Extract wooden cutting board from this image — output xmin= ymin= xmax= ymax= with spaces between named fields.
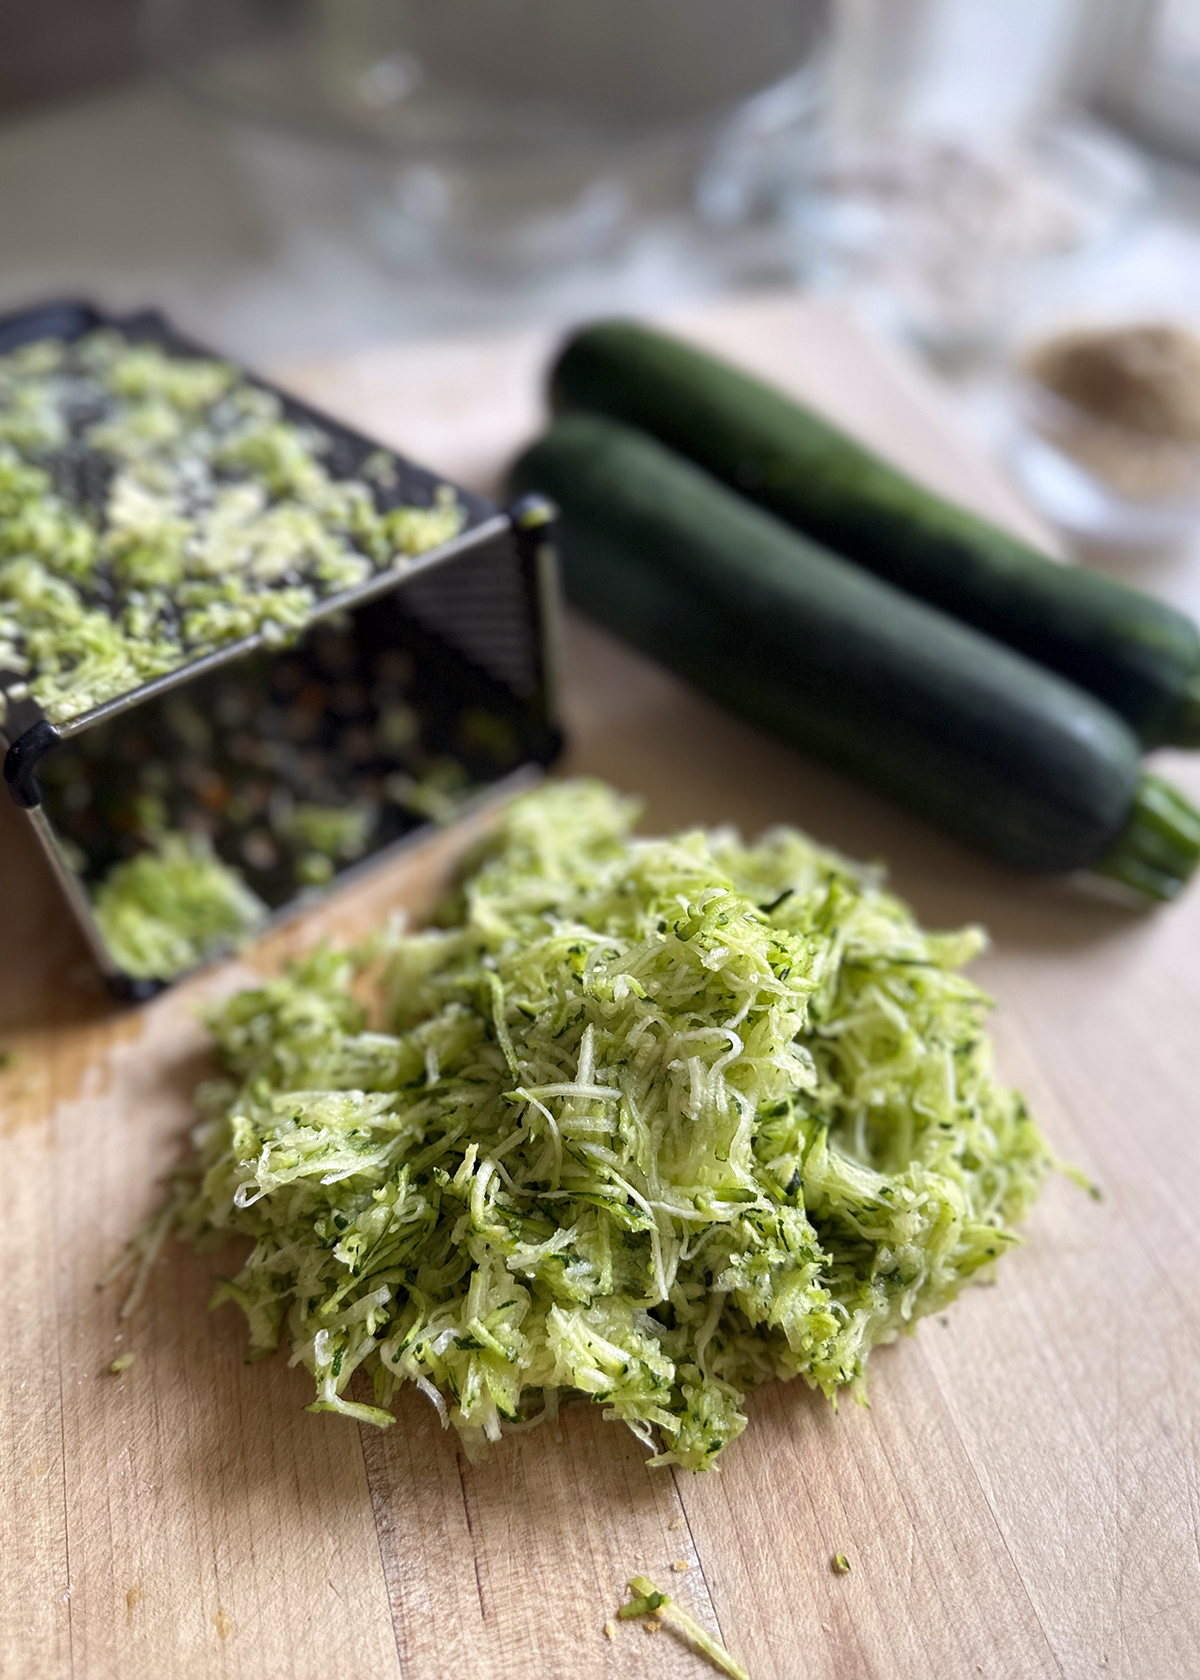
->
xmin=4 ymin=295 xmax=1200 ymax=1680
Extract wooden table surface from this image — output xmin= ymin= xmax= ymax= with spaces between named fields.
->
xmin=4 ymin=296 xmax=1200 ymax=1680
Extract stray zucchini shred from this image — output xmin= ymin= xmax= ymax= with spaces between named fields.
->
xmin=620 ymin=1576 xmax=750 ymax=1680
xmin=157 ymin=780 xmax=1052 ymax=1471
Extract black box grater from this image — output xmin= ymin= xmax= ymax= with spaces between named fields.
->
xmin=0 ymin=300 xmax=563 ymax=998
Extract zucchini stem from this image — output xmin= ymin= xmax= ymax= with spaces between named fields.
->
xmin=1093 ymin=773 xmax=1200 ymax=902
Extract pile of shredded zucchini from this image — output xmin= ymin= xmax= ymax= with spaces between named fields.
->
xmin=172 ymin=780 xmax=1051 ymax=1470
xmin=92 ymin=831 xmax=268 ymax=980
xmin=0 ymin=332 xmax=464 ymax=724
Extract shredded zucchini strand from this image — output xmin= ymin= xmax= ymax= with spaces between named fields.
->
xmin=620 ymin=1576 xmax=751 ymax=1680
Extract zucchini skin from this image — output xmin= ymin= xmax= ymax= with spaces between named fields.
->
xmin=551 ymin=320 xmax=1200 ymax=748
xmin=511 ymin=413 xmax=1144 ymax=874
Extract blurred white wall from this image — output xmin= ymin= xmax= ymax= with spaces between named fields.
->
xmin=833 ymin=0 xmax=1088 ymax=143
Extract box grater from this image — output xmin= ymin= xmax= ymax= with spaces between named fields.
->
xmin=0 ymin=300 xmax=563 ymax=998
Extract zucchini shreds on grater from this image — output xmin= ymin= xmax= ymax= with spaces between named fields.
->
xmin=0 ymin=330 xmax=464 ymax=727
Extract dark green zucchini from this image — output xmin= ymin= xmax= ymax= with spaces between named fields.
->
xmin=511 ymin=412 xmax=1200 ymax=898
xmin=550 ymin=320 xmax=1200 ymax=750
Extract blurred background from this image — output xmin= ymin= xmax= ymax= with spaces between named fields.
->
xmin=5 ymin=0 xmax=1200 ymax=557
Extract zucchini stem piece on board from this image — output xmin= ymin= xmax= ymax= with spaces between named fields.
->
xmin=551 ymin=319 xmax=1200 ymax=749
xmin=511 ymin=413 xmax=1200 ymax=899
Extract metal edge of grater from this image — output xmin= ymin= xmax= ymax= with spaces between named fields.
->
xmin=0 ymin=299 xmax=565 ymax=1000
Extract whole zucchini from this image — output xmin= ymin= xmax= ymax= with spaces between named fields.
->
xmin=511 ymin=413 xmax=1200 ymax=898
xmin=551 ymin=320 xmax=1200 ymax=750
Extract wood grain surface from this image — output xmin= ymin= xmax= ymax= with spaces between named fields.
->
xmin=4 ymin=296 xmax=1199 ymax=1680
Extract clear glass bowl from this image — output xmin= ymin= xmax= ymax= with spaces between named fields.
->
xmin=146 ymin=0 xmax=829 ymax=273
